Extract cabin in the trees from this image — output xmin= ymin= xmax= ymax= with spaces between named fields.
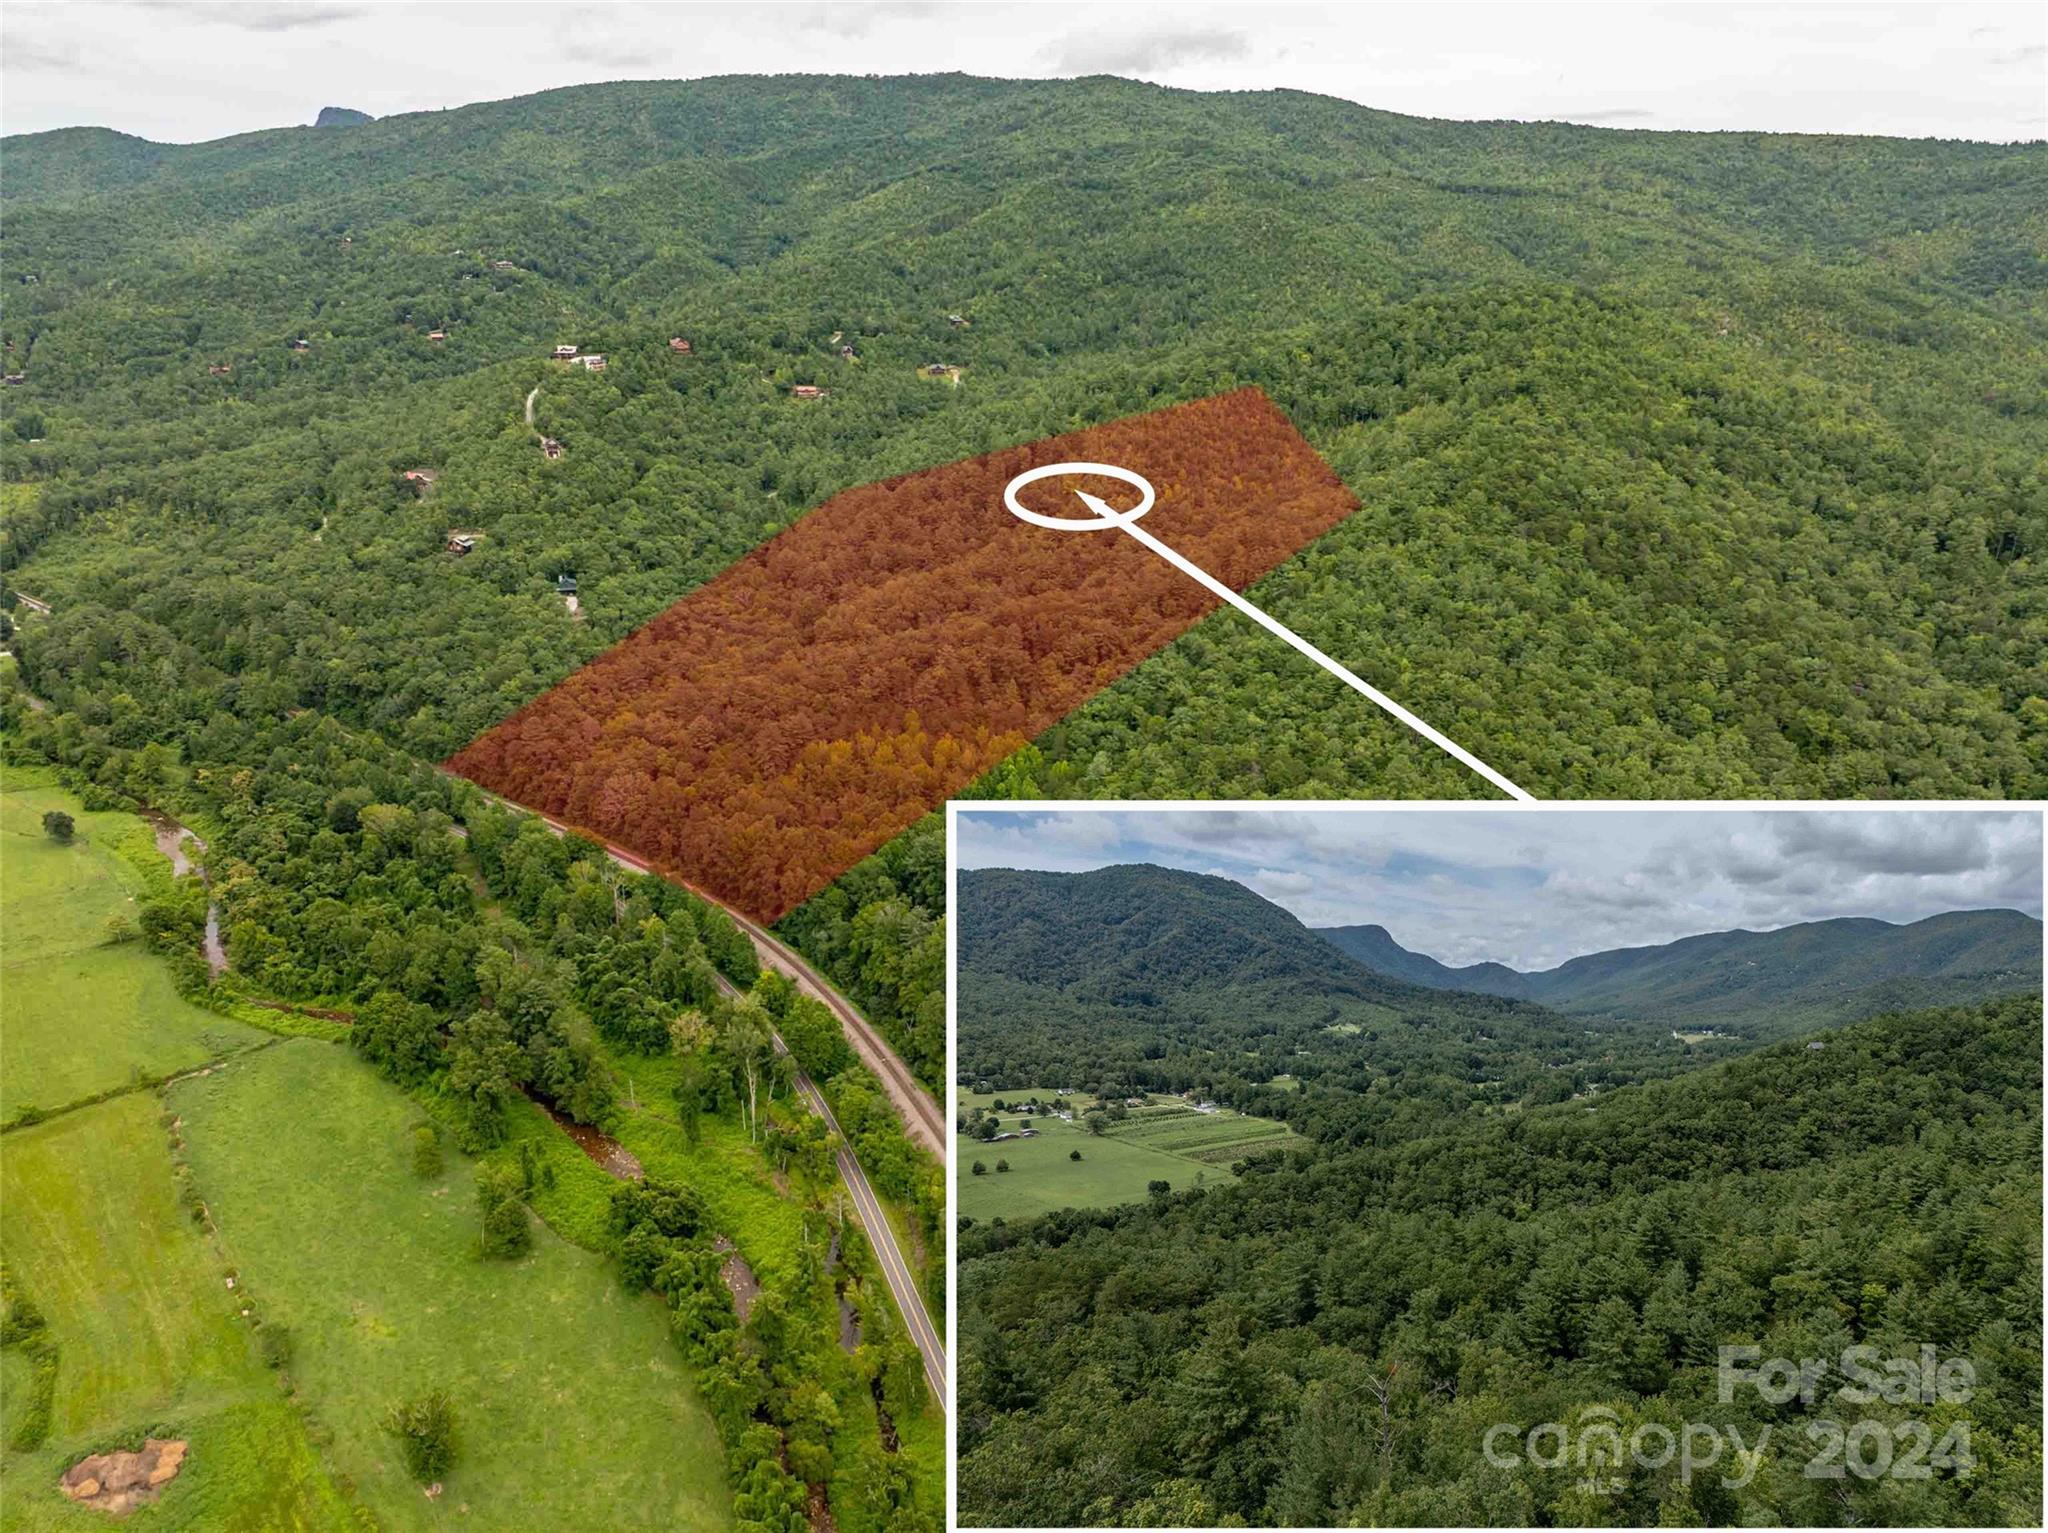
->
xmin=552 ymin=344 xmax=580 ymax=360
xmin=946 ymin=312 xmax=969 ymax=327
xmin=576 ymin=354 xmax=606 ymax=372
xmin=3 ymin=373 xmax=26 ymax=386
xmin=207 ymin=363 xmax=232 ymax=377
xmin=290 ymin=339 xmax=310 ymax=352
xmin=446 ymin=532 xmax=478 ymax=556
xmin=540 ymin=436 xmax=565 ymax=459
xmin=427 ymin=329 xmax=447 ymax=342
xmin=494 ymin=259 xmax=518 ymax=271
xmin=790 ymin=384 xmax=825 ymax=399
xmin=838 ymin=344 xmax=858 ymax=360
xmin=402 ymin=468 xmax=439 ymax=485
xmin=668 ymin=337 xmax=692 ymax=354
xmin=555 ymin=573 xmax=578 ymax=596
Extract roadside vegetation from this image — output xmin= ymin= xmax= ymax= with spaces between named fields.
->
xmin=0 ymin=750 xmax=943 ymax=1529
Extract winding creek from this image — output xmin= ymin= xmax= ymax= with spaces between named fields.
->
xmin=141 ymin=808 xmax=227 ymax=976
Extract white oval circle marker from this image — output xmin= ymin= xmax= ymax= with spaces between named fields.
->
xmin=1002 ymin=461 xmax=1155 ymax=531
xmin=994 ymin=451 xmax=1534 ymax=800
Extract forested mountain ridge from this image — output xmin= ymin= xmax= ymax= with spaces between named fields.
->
xmin=959 ymin=865 xmax=1700 ymax=1148
xmin=957 ymin=863 xmax=2045 ymax=1149
xmin=960 ymin=863 xmax=1414 ymax=1003
xmin=5 ymin=74 xmax=2046 ymax=1119
xmin=1319 ymin=906 xmax=2043 ymax=1036
xmin=5 ymin=75 xmax=2043 ymax=791
xmin=958 ymin=993 xmax=2045 ymax=1526
xmin=1314 ymin=921 xmax=1530 ymax=992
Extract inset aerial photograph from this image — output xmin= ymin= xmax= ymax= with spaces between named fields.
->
xmin=952 ymin=806 xmax=2044 ymax=1527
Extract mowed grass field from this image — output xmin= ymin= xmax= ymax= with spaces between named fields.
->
xmin=0 ymin=1092 xmax=358 ymax=1531
xmin=2 ymin=777 xmax=736 ymax=1529
xmin=172 ymin=1040 xmax=735 ymax=1531
xmin=955 ymin=1090 xmax=1293 ymax=1221
xmin=1 ymin=768 xmax=266 ymax=1122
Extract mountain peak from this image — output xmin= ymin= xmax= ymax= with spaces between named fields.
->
xmin=314 ymin=107 xmax=374 ymax=128
xmin=1319 ymin=908 xmax=2041 ymax=1037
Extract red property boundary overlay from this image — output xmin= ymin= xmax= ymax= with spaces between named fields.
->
xmin=447 ymin=388 xmax=1359 ymax=923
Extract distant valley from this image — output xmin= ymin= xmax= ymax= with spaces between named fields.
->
xmin=957 ymin=863 xmax=2044 ymax=1147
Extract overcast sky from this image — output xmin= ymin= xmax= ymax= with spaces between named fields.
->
xmin=954 ymin=808 xmax=2046 ymax=971
xmin=4 ymin=2 xmax=2042 ymax=143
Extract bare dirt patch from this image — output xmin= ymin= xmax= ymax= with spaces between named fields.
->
xmin=535 ymin=1096 xmax=643 ymax=1180
xmin=714 ymin=1235 xmax=760 ymax=1323
xmin=61 ymin=1438 xmax=188 ymax=1514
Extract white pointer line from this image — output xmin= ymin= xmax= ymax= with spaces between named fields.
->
xmin=1070 ymin=488 xmax=1534 ymax=801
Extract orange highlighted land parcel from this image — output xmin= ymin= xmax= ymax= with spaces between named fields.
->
xmin=447 ymin=388 xmax=1359 ymax=922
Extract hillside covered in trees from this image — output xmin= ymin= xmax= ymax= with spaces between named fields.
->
xmin=953 ymin=859 xmax=2044 ymax=1524
xmin=5 ymin=75 xmax=2045 ymax=1095
xmin=958 ymin=994 xmax=2044 ymax=1526
xmin=448 ymin=389 xmax=1357 ymax=923
xmin=956 ymin=861 xmax=2046 ymax=1145
xmin=1318 ymin=907 xmax=2044 ymax=1038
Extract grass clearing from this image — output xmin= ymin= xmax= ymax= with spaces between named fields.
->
xmin=0 ymin=1091 xmax=357 ymax=1531
xmin=1 ymin=768 xmax=267 ymax=1122
xmin=172 ymin=1040 xmax=734 ymax=1531
xmin=3 ymin=945 xmax=265 ymax=1122
xmin=956 ymin=1089 xmax=1293 ymax=1221
xmin=0 ymin=770 xmax=160 ymax=959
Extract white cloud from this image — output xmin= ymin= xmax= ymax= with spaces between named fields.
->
xmin=954 ymin=808 xmax=2044 ymax=971
xmin=2 ymin=2 xmax=2040 ymax=143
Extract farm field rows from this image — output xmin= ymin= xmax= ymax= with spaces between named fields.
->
xmin=955 ymin=1089 xmax=1293 ymax=1221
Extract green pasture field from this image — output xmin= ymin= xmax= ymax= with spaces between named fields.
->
xmin=171 ymin=1039 xmax=735 ymax=1532
xmin=0 ymin=769 xmax=161 ymax=958
xmin=1 ymin=768 xmax=265 ymax=1123
xmin=955 ymin=1089 xmax=1293 ymax=1220
xmin=2 ymin=945 xmax=265 ymax=1124
xmin=0 ymin=1091 xmax=357 ymax=1531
